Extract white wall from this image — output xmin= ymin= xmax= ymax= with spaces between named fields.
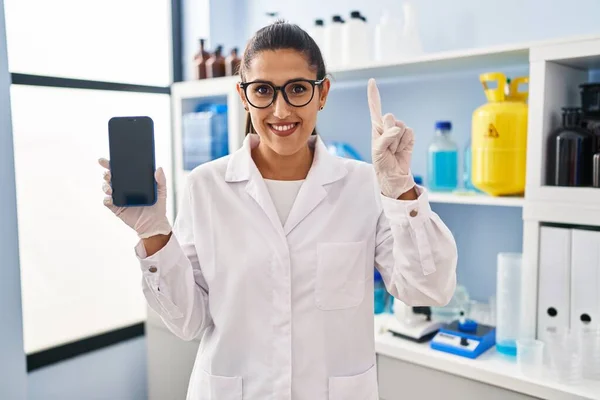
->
xmin=0 ymin=0 xmax=27 ymax=397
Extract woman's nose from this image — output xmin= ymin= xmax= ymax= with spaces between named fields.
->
xmin=272 ymin=92 xmax=291 ymax=119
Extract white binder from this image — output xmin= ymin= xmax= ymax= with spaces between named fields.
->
xmin=570 ymin=228 xmax=600 ymax=331
xmin=537 ymin=226 xmax=571 ymax=343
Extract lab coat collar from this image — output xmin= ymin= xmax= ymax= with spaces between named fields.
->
xmin=225 ymin=133 xmax=348 ymax=185
xmin=225 ymin=133 xmax=348 ymax=236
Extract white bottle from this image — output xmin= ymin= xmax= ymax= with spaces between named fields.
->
xmin=324 ymin=15 xmax=345 ymax=70
xmin=342 ymin=11 xmax=369 ymax=68
xmin=374 ymin=10 xmax=402 ymax=63
xmin=309 ymin=19 xmax=326 ymax=56
xmin=399 ymin=1 xmax=423 ymax=57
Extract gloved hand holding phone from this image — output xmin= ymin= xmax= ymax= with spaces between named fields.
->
xmin=98 ymin=158 xmax=172 ymax=239
xmin=368 ymin=78 xmax=416 ymax=199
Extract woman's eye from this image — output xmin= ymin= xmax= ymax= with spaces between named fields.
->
xmin=254 ymin=85 xmax=272 ymax=95
xmin=291 ymin=84 xmax=307 ymax=94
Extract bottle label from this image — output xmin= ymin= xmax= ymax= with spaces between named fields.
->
xmin=485 ymin=123 xmax=500 ymax=138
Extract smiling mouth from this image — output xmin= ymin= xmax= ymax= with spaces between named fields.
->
xmin=268 ymin=122 xmax=299 ymax=136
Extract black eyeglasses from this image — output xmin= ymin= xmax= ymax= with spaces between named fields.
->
xmin=240 ymin=78 xmax=325 ymax=109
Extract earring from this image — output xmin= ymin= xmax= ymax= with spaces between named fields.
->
xmin=244 ymin=106 xmax=249 ymax=111
xmin=319 ymin=105 xmax=324 ymax=111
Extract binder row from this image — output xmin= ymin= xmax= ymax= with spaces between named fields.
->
xmin=537 ymin=226 xmax=600 ymax=342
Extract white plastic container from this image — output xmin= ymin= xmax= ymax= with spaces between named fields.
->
xmin=374 ymin=10 xmax=402 ymax=63
xmin=399 ymin=1 xmax=423 ymax=57
xmin=342 ymin=11 xmax=369 ymax=68
xmin=324 ymin=15 xmax=345 ymax=70
xmin=495 ymin=252 xmax=522 ymax=356
xmin=309 ymin=19 xmax=326 ymax=55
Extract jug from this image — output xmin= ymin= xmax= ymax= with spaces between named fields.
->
xmin=471 ymin=73 xmax=528 ymax=196
xmin=546 ymin=107 xmax=594 ymax=186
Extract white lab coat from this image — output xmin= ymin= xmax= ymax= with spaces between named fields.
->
xmin=136 ymin=134 xmax=457 ymax=400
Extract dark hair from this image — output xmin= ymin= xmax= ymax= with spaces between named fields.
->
xmin=241 ymin=20 xmax=327 ymax=135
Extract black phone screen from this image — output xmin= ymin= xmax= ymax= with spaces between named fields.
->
xmin=108 ymin=116 xmax=157 ymax=207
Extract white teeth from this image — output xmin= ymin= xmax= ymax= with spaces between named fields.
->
xmin=272 ymin=123 xmax=296 ymax=132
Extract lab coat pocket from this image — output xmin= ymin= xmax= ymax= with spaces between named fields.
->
xmin=329 ymin=364 xmax=378 ymax=400
xmin=198 ymin=369 xmax=243 ymax=400
xmin=316 ymin=241 xmax=366 ymax=310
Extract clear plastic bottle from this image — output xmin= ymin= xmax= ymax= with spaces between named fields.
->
xmin=463 ymin=138 xmax=481 ymax=192
xmin=427 ymin=121 xmax=458 ymax=192
xmin=496 ymin=252 xmax=522 ymax=356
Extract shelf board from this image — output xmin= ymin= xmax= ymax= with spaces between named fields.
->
xmin=328 ymin=43 xmax=530 ymax=82
xmin=428 ymin=191 xmax=525 ymax=207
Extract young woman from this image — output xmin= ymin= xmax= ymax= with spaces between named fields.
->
xmin=99 ymin=21 xmax=457 ymax=400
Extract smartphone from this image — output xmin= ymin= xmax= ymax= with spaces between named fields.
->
xmin=108 ymin=116 xmax=157 ymax=207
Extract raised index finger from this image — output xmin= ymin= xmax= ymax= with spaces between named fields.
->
xmin=367 ymin=78 xmax=383 ymax=132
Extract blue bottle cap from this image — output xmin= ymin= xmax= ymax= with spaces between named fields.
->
xmin=435 ymin=121 xmax=452 ymax=130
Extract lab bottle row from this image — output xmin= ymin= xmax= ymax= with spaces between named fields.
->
xmin=308 ymin=1 xmax=423 ymax=71
xmin=193 ymin=38 xmax=241 ymax=80
xmin=427 ymin=121 xmax=480 ymax=193
xmin=546 ymin=83 xmax=600 ymax=188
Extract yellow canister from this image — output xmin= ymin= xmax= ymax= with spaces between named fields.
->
xmin=471 ymin=72 xmax=529 ymax=196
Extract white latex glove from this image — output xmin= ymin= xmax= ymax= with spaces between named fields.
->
xmin=368 ymin=78 xmax=416 ymax=199
xmin=98 ymin=158 xmax=172 ymax=239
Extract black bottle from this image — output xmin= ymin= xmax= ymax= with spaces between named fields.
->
xmin=548 ymin=107 xmax=595 ymax=187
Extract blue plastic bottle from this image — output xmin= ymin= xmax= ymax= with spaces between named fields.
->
xmin=374 ymin=269 xmax=389 ymax=314
xmin=427 ymin=121 xmax=458 ymax=192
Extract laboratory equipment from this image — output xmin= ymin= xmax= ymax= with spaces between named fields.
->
xmin=193 ymin=38 xmax=210 ymax=80
xmin=547 ymin=107 xmax=594 ymax=187
xmin=225 ymin=47 xmax=241 ymax=76
xmin=430 ymin=319 xmax=496 ymax=359
xmin=516 ymin=339 xmax=544 ymax=378
xmin=594 ymin=153 xmax=600 ymax=187
xmin=471 ymin=73 xmax=528 ymax=196
xmin=342 ymin=11 xmax=369 ymax=67
xmin=495 ymin=252 xmax=522 ymax=356
xmin=309 ymin=19 xmax=326 ymax=54
xmin=324 ymin=15 xmax=344 ymax=70
xmin=462 ymin=138 xmax=481 ymax=192
xmin=182 ymin=103 xmax=229 ymax=170
xmin=430 ymin=285 xmax=470 ymax=323
xmin=374 ymin=269 xmax=389 ymax=314
xmin=374 ymin=10 xmax=401 ymax=63
xmin=427 ymin=121 xmax=458 ymax=192
xmin=325 ymin=141 xmax=363 ymax=160
xmin=545 ymin=328 xmax=584 ymax=384
xmin=399 ymin=1 xmax=423 ymax=57
xmin=580 ymin=83 xmax=600 ymax=147
xmin=206 ymin=46 xmax=226 ymax=78
xmin=387 ymin=303 xmax=446 ymax=342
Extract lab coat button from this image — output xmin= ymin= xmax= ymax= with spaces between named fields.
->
xmin=149 ymin=266 xmax=158 ymax=273
xmin=409 ymin=209 xmax=418 ymax=217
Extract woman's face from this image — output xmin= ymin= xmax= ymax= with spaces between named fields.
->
xmin=237 ymin=49 xmax=330 ymax=156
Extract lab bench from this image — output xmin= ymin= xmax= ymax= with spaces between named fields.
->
xmin=374 ymin=315 xmax=600 ymax=400
xmin=146 ymin=310 xmax=600 ymax=399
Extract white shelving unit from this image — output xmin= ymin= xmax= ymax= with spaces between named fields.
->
xmin=153 ymin=33 xmax=600 ymax=399
xmin=429 ymin=192 xmax=525 ymax=207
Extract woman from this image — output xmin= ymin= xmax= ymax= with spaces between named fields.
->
xmin=99 ymin=21 xmax=457 ymax=400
